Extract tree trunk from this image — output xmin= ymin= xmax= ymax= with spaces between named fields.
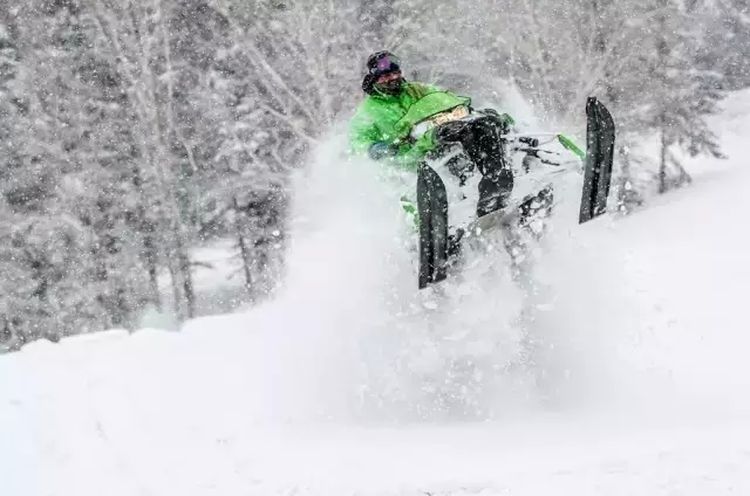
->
xmin=659 ymin=114 xmax=668 ymax=194
xmin=167 ymin=258 xmax=182 ymax=319
xmin=233 ymin=197 xmax=254 ymax=297
xmin=657 ymin=0 xmax=669 ymax=195
xmin=175 ymin=235 xmax=195 ymax=319
xmin=143 ymin=230 xmax=162 ymax=311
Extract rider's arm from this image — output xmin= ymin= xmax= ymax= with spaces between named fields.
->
xmin=349 ymin=105 xmax=381 ymax=156
xmin=349 ymin=102 xmax=407 ymax=164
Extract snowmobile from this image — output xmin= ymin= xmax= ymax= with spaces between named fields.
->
xmin=406 ymin=93 xmax=615 ymax=289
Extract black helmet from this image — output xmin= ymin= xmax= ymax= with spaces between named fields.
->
xmin=362 ymin=51 xmax=404 ymax=95
xmin=367 ymin=51 xmax=401 ymax=76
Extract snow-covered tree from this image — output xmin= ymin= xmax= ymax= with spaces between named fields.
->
xmin=612 ymin=0 xmax=725 ymax=195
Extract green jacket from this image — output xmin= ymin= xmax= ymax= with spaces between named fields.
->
xmin=348 ymin=82 xmax=471 ymax=170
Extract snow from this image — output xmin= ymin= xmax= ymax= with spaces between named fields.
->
xmin=2 ymin=91 xmax=750 ymax=495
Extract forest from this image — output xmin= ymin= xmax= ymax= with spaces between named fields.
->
xmin=0 ymin=0 xmax=747 ymax=349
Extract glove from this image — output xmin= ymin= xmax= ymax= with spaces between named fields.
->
xmin=500 ymin=112 xmax=516 ymax=133
xmin=368 ymin=141 xmax=399 ymax=160
xmin=498 ymin=112 xmax=515 ymax=129
xmin=479 ymin=107 xmax=500 ymax=118
xmin=479 ymin=108 xmax=515 ymax=133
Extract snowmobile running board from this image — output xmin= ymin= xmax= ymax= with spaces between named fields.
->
xmin=465 ymin=185 xmax=554 ymax=238
xmin=417 ymin=98 xmax=615 ymax=289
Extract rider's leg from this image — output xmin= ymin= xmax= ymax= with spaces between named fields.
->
xmin=433 ymin=115 xmax=514 ymax=216
xmin=462 ymin=116 xmax=505 ymax=174
xmin=463 ymin=115 xmax=514 ymax=216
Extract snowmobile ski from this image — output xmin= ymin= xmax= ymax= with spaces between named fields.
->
xmin=417 ymin=162 xmax=450 ymax=289
xmin=579 ymin=97 xmax=615 ymax=223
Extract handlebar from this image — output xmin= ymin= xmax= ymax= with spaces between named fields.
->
xmin=517 ymin=136 xmax=539 ymax=148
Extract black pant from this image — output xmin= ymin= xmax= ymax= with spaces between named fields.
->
xmin=431 ymin=115 xmax=514 ymax=217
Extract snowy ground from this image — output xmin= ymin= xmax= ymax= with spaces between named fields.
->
xmin=2 ymin=92 xmax=750 ymax=495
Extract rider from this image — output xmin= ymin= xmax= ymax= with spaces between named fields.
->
xmin=349 ymin=50 xmax=515 ymax=216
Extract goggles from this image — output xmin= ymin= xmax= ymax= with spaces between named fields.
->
xmin=369 ymin=54 xmax=401 ymax=76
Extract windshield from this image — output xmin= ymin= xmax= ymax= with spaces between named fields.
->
xmin=394 ymin=92 xmax=471 ymax=138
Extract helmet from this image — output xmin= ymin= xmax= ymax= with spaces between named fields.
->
xmin=362 ymin=51 xmax=404 ymax=95
xmin=366 ymin=51 xmax=401 ymax=77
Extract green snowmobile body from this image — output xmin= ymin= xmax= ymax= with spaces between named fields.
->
xmin=392 ymin=92 xmax=471 ymax=140
xmin=417 ymin=97 xmax=616 ymax=288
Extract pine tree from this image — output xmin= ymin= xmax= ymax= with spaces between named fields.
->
xmin=645 ymin=0 xmax=724 ymax=193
